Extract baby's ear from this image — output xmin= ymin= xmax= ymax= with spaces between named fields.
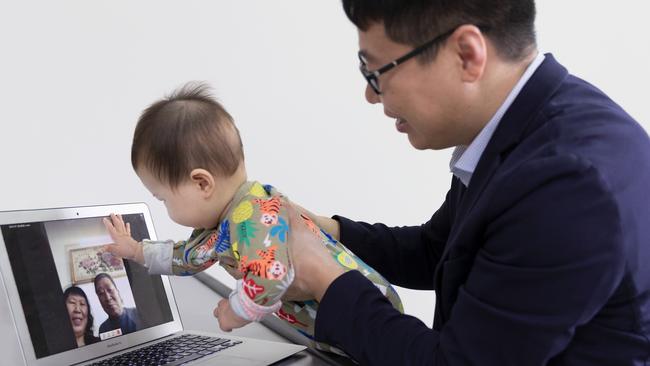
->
xmin=189 ymin=168 xmax=215 ymax=194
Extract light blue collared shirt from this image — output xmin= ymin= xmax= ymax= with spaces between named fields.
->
xmin=450 ymin=52 xmax=545 ymax=187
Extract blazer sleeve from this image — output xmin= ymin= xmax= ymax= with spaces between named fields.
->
xmin=316 ymin=156 xmax=625 ymax=365
xmin=333 ymin=186 xmax=455 ymax=290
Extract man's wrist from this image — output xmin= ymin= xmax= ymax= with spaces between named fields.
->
xmin=312 ymin=263 xmax=345 ymax=302
xmin=318 ymin=215 xmax=341 ymax=241
xmin=329 ymin=217 xmax=341 ymax=241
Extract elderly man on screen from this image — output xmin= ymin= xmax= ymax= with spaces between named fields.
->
xmin=93 ymin=273 xmax=141 ymax=336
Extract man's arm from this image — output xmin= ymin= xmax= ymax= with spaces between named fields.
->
xmin=330 ymin=188 xmax=454 ymax=289
xmin=309 ymin=157 xmax=626 ymax=365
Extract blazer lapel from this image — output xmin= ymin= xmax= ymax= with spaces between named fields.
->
xmin=432 ymin=54 xmax=570 ymax=323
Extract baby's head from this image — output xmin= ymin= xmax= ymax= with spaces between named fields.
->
xmin=132 ymin=82 xmax=246 ymax=229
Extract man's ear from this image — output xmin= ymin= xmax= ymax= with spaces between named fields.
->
xmin=189 ymin=168 xmax=215 ymax=197
xmin=450 ymin=24 xmax=487 ymax=82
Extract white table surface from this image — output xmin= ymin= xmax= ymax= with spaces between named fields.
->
xmin=169 ymin=275 xmax=355 ymax=366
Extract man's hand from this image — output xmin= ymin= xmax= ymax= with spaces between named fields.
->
xmin=213 ymin=299 xmax=251 ymax=332
xmin=283 ymin=204 xmax=345 ymax=302
xmin=289 ymin=201 xmax=341 ymax=241
xmin=102 ymin=213 xmax=144 ymax=265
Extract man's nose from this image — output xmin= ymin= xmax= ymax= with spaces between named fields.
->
xmin=365 ymin=84 xmax=381 ymax=104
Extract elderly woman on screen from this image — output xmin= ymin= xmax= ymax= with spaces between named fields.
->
xmin=63 ymin=286 xmax=100 ymax=347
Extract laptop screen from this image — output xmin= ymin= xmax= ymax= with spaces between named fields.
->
xmin=0 ymin=213 xmax=174 ymax=359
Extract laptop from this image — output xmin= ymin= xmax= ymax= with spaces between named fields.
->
xmin=0 ymin=203 xmax=305 ymax=366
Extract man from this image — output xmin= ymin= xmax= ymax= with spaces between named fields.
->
xmin=281 ymin=1 xmax=650 ymax=365
xmin=94 ymin=273 xmax=141 ymax=336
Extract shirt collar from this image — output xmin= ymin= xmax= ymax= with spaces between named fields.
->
xmin=449 ymin=52 xmax=545 ymax=187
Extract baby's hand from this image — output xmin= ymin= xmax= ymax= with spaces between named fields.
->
xmin=213 ymin=299 xmax=251 ymax=332
xmin=102 ymin=213 xmax=144 ymax=265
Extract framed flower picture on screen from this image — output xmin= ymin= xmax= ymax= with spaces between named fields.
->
xmin=68 ymin=244 xmax=126 ymax=284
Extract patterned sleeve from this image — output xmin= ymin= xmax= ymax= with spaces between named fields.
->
xmin=141 ymin=239 xmax=175 ymax=275
xmin=142 ymin=228 xmax=222 ymax=276
xmin=226 ymin=185 xmax=294 ymax=321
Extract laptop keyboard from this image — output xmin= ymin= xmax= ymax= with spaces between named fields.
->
xmin=88 ymin=334 xmax=243 ymax=366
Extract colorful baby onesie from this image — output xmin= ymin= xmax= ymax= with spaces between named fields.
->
xmin=141 ymin=181 xmax=403 ymax=354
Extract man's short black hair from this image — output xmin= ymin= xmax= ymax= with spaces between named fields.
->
xmin=342 ymin=0 xmax=536 ymax=62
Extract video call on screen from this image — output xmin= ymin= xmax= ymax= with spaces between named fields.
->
xmin=1 ymin=214 xmax=174 ymax=359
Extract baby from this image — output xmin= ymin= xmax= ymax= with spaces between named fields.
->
xmin=103 ymin=82 xmax=402 ymax=353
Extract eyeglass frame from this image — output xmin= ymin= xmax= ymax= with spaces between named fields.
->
xmin=358 ymin=25 xmax=489 ymax=95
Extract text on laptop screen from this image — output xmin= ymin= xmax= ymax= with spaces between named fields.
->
xmin=0 ymin=214 xmax=174 ymax=359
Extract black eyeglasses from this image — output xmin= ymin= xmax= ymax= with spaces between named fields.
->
xmin=359 ymin=25 xmax=485 ymax=95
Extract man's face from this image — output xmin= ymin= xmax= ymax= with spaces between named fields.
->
xmin=95 ymin=277 xmax=123 ymax=318
xmin=358 ymin=22 xmax=474 ymax=150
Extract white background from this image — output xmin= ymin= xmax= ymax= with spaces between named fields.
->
xmin=1 ymin=1 xmax=648 ymax=328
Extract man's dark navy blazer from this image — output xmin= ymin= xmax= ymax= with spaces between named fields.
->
xmin=314 ymin=55 xmax=650 ymax=365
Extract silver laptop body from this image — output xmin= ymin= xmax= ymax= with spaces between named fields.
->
xmin=0 ymin=203 xmax=304 ymax=366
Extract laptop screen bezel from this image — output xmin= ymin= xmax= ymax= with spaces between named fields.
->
xmin=0 ymin=203 xmax=184 ymax=366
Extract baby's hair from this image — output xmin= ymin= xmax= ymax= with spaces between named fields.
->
xmin=132 ymin=82 xmax=244 ymax=188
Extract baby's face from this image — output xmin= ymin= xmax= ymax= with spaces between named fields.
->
xmin=136 ymin=167 xmax=211 ymax=228
xmin=136 ymin=166 xmax=246 ymax=229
